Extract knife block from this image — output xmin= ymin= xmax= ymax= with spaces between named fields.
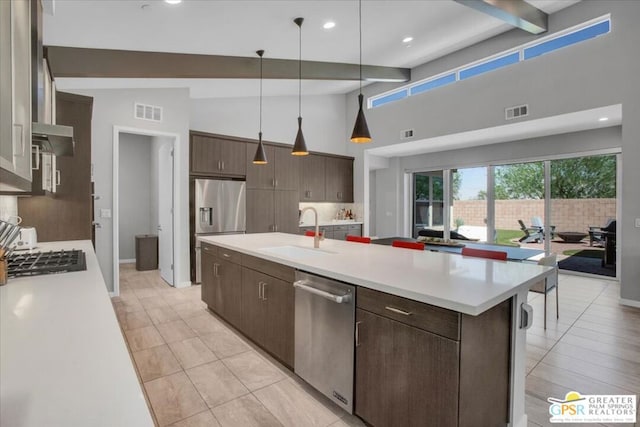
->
xmin=0 ymin=258 xmax=7 ymax=286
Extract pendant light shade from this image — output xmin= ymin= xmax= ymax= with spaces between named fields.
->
xmin=350 ymin=0 xmax=372 ymax=144
xmin=291 ymin=17 xmax=309 ymax=156
xmin=253 ymin=50 xmax=268 ymax=164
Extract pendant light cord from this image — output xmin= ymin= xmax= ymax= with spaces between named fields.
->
xmin=298 ymin=21 xmax=302 ymax=117
xmin=259 ymin=53 xmax=263 ymax=133
xmin=359 ymin=0 xmax=363 ymax=92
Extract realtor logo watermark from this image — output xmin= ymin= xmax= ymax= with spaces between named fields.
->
xmin=548 ymin=391 xmax=637 ymax=423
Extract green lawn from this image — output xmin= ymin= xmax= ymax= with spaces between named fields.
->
xmin=495 ymin=229 xmax=522 ymax=247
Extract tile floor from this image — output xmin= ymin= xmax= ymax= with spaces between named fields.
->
xmin=113 ymin=264 xmax=639 ymax=427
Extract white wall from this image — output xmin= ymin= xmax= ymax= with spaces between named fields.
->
xmin=68 ymin=88 xmax=190 ymax=292
xmin=190 ymin=95 xmax=349 ymax=156
xmin=347 ymin=1 xmax=640 ymax=304
xmin=0 ymin=196 xmax=18 ymax=222
xmin=118 ymin=133 xmax=152 ymax=261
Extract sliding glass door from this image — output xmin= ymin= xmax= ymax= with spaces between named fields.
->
xmin=412 ymin=172 xmax=444 ymax=238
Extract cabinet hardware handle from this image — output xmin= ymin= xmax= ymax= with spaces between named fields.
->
xmin=56 ymin=170 xmax=61 ymax=186
xmin=385 ymin=306 xmax=413 ymax=316
xmin=274 ymin=224 xmax=278 ymax=232
xmin=272 ymin=178 xmax=275 ymax=187
xmin=262 ymin=282 xmax=267 ymax=300
xmin=203 ymin=247 xmax=209 ymax=252
xmin=258 ymin=282 xmax=263 ymax=300
xmin=355 ymin=321 xmax=362 ymax=347
xmin=221 ymin=161 xmax=225 ymax=170
xmin=214 ymin=263 xmax=219 ymax=277
xmin=274 ymin=179 xmax=278 ymax=187
xmin=222 ymin=253 xmax=230 ymax=258
xmin=217 ymin=160 xmax=221 ymax=170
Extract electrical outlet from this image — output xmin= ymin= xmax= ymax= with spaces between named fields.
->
xmin=635 ymin=218 xmax=640 ymax=228
xmin=100 ymin=209 xmax=112 ymax=219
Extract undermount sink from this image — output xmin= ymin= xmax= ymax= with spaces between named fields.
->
xmin=259 ymin=245 xmax=336 ymax=259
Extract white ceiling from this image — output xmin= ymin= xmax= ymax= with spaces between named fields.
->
xmin=45 ymin=0 xmax=580 ymax=98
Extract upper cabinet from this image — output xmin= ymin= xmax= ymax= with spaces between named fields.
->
xmin=190 ymin=133 xmax=246 ymax=177
xmin=246 ymin=144 xmax=299 ymax=191
xmin=298 ymin=154 xmax=325 ymax=202
xmin=0 ymin=0 xmax=32 ymax=192
xmin=325 ymin=157 xmax=353 ymax=203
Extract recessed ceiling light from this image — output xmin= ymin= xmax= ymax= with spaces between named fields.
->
xmin=323 ymin=21 xmax=336 ymax=30
xmin=165 ymin=0 xmax=182 ymax=4
xmin=599 ymin=117 xmax=609 ymax=122
xmin=402 ymin=36 xmax=413 ymax=43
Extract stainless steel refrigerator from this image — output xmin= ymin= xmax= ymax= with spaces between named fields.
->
xmin=194 ymin=179 xmax=246 ymax=283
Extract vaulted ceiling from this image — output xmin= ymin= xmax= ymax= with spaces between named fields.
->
xmin=44 ymin=0 xmax=580 ymax=98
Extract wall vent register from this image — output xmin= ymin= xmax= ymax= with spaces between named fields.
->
xmin=7 ymin=250 xmax=87 ymax=277
xmin=505 ymin=104 xmax=529 ymax=120
xmin=134 ymin=103 xmax=162 ymax=122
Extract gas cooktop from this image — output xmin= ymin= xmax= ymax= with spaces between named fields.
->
xmin=7 ymin=249 xmax=87 ymax=278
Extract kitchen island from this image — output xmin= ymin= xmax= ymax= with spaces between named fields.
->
xmin=0 ymin=241 xmax=153 ymax=427
xmin=200 ymin=232 xmax=553 ymax=427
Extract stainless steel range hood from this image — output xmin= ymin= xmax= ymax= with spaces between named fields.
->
xmin=31 ymin=122 xmax=75 ymax=156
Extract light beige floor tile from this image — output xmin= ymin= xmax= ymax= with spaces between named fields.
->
xmin=174 ymin=302 xmax=209 ymax=320
xmin=254 ymin=379 xmax=341 ymax=427
xmin=183 ymin=313 xmax=226 ymax=336
xmin=125 ymin=325 xmax=165 ymax=351
xmin=133 ymin=287 xmax=160 ymax=299
xmin=169 ymin=337 xmax=217 ymax=369
xmin=222 ymin=351 xmax=285 ymax=391
xmin=200 ymin=328 xmax=251 ymax=359
xmin=140 ymin=295 xmax=170 ymax=310
xmin=144 ymin=371 xmax=208 ymax=427
xmin=329 ymin=414 xmax=367 ymax=427
xmin=185 ymin=360 xmax=249 ymax=408
xmin=132 ymin=344 xmax=182 ymax=382
xmin=113 ymin=298 xmax=145 ymax=313
xmin=211 ymin=395 xmax=282 ymax=427
xmin=156 ymin=319 xmax=198 ymax=343
xmin=147 ymin=306 xmax=182 ymax=325
xmin=169 ymin=409 xmax=221 ymax=427
xmin=116 ymin=309 xmax=153 ymax=330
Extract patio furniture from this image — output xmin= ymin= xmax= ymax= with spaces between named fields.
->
xmin=529 ymin=253 xmax=558 ymax=329
xmin=418 ymin=228 xmax=473 ymax=240
xmin=518 ymin=219 xmax=543 ymax=243
xmin=461 ymin=247 xmax=507 ymax=261
xmin=531 ymin=216 xmax=556 ymax=238
xmin=556 ymin=231 xmax=588 ymax=243
xmin=588 ymin=218 xmax=615 ymax=247
xmin=601 ymin=220 xmax=616 ymax=267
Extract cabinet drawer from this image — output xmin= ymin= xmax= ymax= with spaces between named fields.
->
xmin=334 ymin=225 xmax=350 ymax=231
xmin=201 ymin=242 xmax=218 ymax=257
xmin=210 ymin=245 xmax=242 ymax=264
xmin=357 ymin=287 xmax=460 ymax=341
xmin=242 ymin=254 xmax=295 ymax=282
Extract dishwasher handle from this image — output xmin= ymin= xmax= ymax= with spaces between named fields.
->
xmin=293 ymin=280 xmax=352 ymax=304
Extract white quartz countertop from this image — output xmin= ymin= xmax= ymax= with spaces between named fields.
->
xmin=0 ymin=241 xmax=154 ymax=427
xmin=299 ymin=220 xmax=363 ymax=227
xmin=200 ymin=233 xmax=553 ymax=316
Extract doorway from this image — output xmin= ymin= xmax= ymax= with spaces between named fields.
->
xmin=113 ymin=127 xmax=178 ymax=296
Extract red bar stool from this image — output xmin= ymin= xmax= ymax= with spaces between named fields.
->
xmin=346 ymin=235 xmax=371 ymax=244
xmin=391 ymin=240 xmax=425 ymax=251
xmin=305 ymin=230 xmax=323 ymax=237
xmin=461 ymin=247 xmax=507 ymax=260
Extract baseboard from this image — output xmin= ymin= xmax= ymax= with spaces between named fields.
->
xmin=119 ymin=259 xmax=135 ymax=264
xmin=620 ymin=298 xmax=640 ymax=309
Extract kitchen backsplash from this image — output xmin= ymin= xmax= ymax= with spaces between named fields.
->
xmin=299 ymin=202 xmax=363 ymax=224
xmin=0 ymin=196 xmax=18 ymax=222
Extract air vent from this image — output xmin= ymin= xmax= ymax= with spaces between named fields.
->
xmin=505 ymin=104 xmax=528 ymax=120
xmin=400 ymin=129 xmax=414 ymax=139
xmin=134 ymin=103 xmax=163 ymax=122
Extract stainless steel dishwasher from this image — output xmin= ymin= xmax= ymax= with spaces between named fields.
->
xmin=293 ymin=271 xmax=355 ymax=414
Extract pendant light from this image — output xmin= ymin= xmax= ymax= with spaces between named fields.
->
xmin=291 ymin=17 xmax=309 ymax=156
xmin=253 ymin=50 xmax=268 ymax=164
xmin=350 ymin=0 xmax=372 ymax=143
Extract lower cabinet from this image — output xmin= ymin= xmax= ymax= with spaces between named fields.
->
xmin=201 ymin=244 xmax=242 ymax=327
xmin=299 ymin=224 xmax=362 ymax=240
xmin=355 ymin=288 xmax=511 ymax=427
xmin=201 ymin=243 xmax=295 ymax=369
xmin=355 ymin=309 xmax=459 ymax=427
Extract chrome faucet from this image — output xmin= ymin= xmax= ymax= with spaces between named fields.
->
xmin=300 ymin=207 xmax=324 ymax=248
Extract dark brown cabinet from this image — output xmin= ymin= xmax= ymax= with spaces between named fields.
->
xmin=246 ymin=189 xmax=299 ymax=234
xmin=17 ymin=92 xmax=94 ymax=242
xmin=201 ymin=245 xmax=243 ymax=327
xmin=355 ymin=287 xmax=511 ymax=427
xmin=299 ymin=154 xmax=325 ymax=201
xmin=190 ymin=134 xmax=246 ymax=177
xmin=241 ymin=257 xmax=295 ymax=368
xmin=355 ymin=309 xmax=459 ymax=427
xmin=246 ymin=144 xmax=299 ymax=191
xmin=325 ymin=157 xmax=354 ymax=202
